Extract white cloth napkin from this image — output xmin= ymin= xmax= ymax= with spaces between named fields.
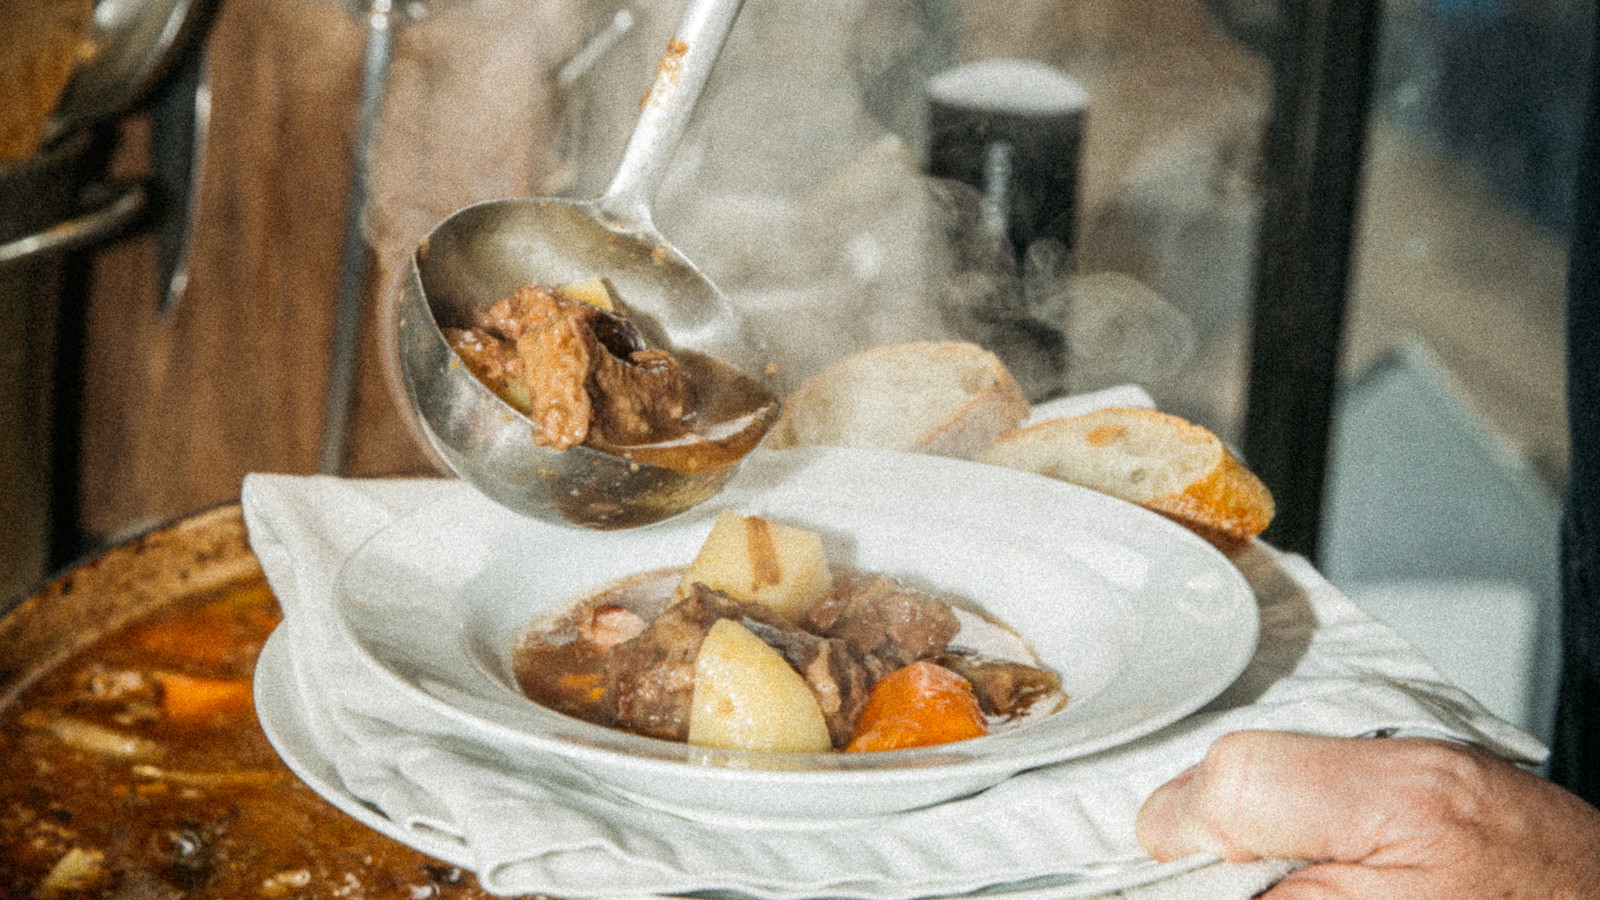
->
xmin=244 ymin=444 xmax=1545 ymax=900
xmin=1027 ymin=385 xmax=1160 ymax=422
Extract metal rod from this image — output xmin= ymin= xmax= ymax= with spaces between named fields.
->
xmin=0 ymin=181 xmax=146 ymax=268
xmin=319 ymin=0 xmax=397 ymax=475
xmin=593 ymin=0 xmax=748 ymax=230
xmin=153 ymin=43 xmax=211 ymax=319
xmin=1241 ymin=0 xmax=1381 ymax=561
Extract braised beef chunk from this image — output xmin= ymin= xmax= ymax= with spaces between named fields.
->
xmin=590 ymin=347 xmax=693 ymax=446
xmin=739 ymin=618 xmax=879 ymax=747
xmin=605 ymin=589 xmax=715 ymax=741
xmin=934 ymin=651 xmax=1065 ymax=718
xmin=449 ymin=284 xmax=694 ymax=451
xmin=605 ymin=584 xmax=794 ymax=741
xmin=804 ymin=585 xmax=849 ymax=633
xmin=518 ymin=308 xmax=596 ymax=449
xmin=813 ymin=574 xmax=961 ymax=668
xmin=472 ymin=283 xmax=561 ymax=340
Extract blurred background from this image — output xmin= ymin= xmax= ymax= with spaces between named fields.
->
xmin=2 ymin=0 xmax=1586 ymax=745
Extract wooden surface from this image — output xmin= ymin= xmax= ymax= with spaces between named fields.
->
xmin=76 ymin=0 xmax=580 ymax=540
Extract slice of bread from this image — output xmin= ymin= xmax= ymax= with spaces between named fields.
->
xmin=977 ymin=407 xmax=1274 ymax=550
xmin=764 ymin=342 xmax=1030 ymax=460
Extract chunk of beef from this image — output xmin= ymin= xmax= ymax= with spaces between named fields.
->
xmin=450 ymin=283 xmax=694 ymax=451
xmin=804 ymin=586 xmax=848 ymax=634
xmin=605 ymin=592 xmax=713 ymax=741
xmin=605 ymin=584 xmax=793 ymax=741
xmin=933 ymin=651 xmax=1066 ymax=718
xmin=518 ymin=309 xmax=596 ymax=449
xmin=738 ymin=618 xmax=879 ymax=748
xmin=809 ymin=574 xmax=961 ymax=669
xmin=472 ymin=283 xmax=594 ymax=341
xmin=590 ymin=347 xmax=692 ymax=447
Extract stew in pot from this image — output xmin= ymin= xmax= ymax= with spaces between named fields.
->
xmin=0 ymin=577 xmax=505 ymax=900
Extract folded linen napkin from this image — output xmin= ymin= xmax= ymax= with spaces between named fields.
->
xmin=1026 ymin=384 xmax=1160 ymax=422
xmin=244 ymin=447 xmax=1544 ymax=900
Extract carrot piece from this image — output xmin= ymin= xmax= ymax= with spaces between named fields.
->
xmin=555 ymin=672 xmax=608 ymax=704
xmin=845 ymin=660 xmax=988 ymax=753
xmin=128 ymin=587 xmax=281 ymax=665
xmin=153 ymin=671 xmax=254 ymax=723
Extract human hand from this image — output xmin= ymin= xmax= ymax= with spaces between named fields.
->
xmin=1136 ymin=730 xmax=1600 ymax=899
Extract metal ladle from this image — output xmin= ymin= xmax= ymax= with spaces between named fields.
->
xmin=394 ymin=0 xmax=775 ymax=530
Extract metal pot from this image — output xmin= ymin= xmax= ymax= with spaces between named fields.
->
xmin=0 ymin=502 xmax=510 ymax=896
xmin=42 ymin=0 xmax=215 ymax=147
xmin=0 ymin=503 xmax=257 ymax=690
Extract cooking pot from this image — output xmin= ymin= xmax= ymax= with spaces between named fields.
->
xmin=0 ymin=502 xmax=519 ymax=896
xmin=0 ymin=503 xmax=256 ymax=691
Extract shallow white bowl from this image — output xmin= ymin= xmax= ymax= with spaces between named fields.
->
xmin=333 ymin=447 xmax=1257 ymax=821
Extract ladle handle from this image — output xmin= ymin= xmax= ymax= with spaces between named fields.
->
xmin=594 ymin=0 xmax=747 ymax=230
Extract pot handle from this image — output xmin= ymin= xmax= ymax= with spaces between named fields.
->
xmin=0 ymin=177 xmax=147 ymax=268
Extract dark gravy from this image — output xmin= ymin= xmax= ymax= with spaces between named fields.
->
xmin=590 ymin=350 xmax=778 ymax=475
xmin=512 ymin=569 xmax=680 ymax=727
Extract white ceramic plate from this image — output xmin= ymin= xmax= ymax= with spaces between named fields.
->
xmin=331 ymin=447 xmax=1258 ymax=821
xmin=253 ymin=628 xmax=1219 ymax=899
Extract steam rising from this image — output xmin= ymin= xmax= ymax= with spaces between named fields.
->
xmin=547 ymin=0 xmax=1199 ymax=401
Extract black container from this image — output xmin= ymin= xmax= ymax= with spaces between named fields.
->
xmin=925 ymin=58 xmax=1088 ymax=262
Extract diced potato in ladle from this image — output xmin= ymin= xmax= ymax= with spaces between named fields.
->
xmin=554 ymin=277 xmax=620 ymax=312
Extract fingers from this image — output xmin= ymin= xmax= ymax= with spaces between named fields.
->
xmin=1136 ymin=730 xmax=1600 ymax=899
xmin=1135 ymin=731 xmax=1413 ymax=864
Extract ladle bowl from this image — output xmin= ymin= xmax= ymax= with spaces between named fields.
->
xmin=395 ymin=0 xmax=774 ymax=530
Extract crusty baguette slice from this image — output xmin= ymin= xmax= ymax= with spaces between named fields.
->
xmin=765 ymin=341 xmax=1030 ymax=460
xmin=977 ymin=406 xmax=1274 ymax=550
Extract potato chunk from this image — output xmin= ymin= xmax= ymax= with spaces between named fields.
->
xmin=687 ymin=619 xmax=831 ymax=753
xmin=677 ymin=510 xmax=832 ymax=621
xmin=555 ymin=277 xmax=619 ymax=312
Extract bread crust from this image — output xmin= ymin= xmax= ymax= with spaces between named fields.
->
xmin=980 ymin=407 xmax=1274 ymax=550
xmin=767 ymin=346 xmax=1272 ymax=550
xmin=912 ymin=347 xmax=1031 ymax=459
xmin=1143 ymin=447 xmax=1275 ymax=551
